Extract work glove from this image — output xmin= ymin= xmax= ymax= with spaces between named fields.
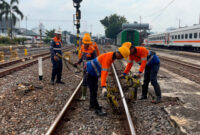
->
xmin=136 ymin=72 xmax=142 ymax=78
xmin=54 ymin=55 xmax=59 ymax=61
xmin=102 ymin=87 xmax=108 ymax=97
xmin=73 ymin=62 xmax=78 ymax=68
xmin=119 ymin=73 xmax=127 ymax=79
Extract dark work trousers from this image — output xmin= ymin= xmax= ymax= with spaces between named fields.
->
xmin=142 ymin=63 xmax=161 ymax=98
xmin=82 ymin=70 xmax=87 ymax=86
xmin=51 ymin=59 xmax=63 ymax=82
xmin=87 ymin=74 xmax=100 ymax=109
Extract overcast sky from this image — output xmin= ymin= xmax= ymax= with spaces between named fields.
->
xmin=15 ymin=0 xmax=200 ymax=36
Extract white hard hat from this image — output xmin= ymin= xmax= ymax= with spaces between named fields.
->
xmin=55 ymin=29 xmax=62 ymax=35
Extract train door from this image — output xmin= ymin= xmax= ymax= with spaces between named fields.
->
xmin=126 ymin=31 xmax=134 ymax=46
xmin=165 ymin=33 xmax=170 ymax=46
xmin=167 ymin=33 xmax=170 ymax=45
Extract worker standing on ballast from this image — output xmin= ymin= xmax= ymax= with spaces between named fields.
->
xmin=121 ymin=42 xmax=161 ymax=104
xmin=50 ymin=29 xmax=65 ymax=85
xmin=75 ymin=34 xmax=96 ymax=100
xmin=86 ymin=46 xmax=130 ymax=116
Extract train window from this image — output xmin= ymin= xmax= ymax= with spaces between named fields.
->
xmin=172 ymin=35 xmax=174 ymax=39
xmin=178 ymin=35 xmax=180 ymax=39
xmin=175 ymin=35 xmax=177 ymax=39
xmin=194 ymin=33 xmax=197 ymax=39
xmin=185 ymin=34 xmax=188 ymax=39
xmin=181 ymin=34 xmax=184 ymax=39
xmin=189 ymin=33 xmax=193 ymax=39
xmin=199 ymin=33 xmax=200 ymax=38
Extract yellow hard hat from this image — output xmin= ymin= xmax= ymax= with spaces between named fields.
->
xmin=82 ymin=35 xmax=92 ymax=44
xmin=122 ymin=42 xmax=132 ymax=49
xmin=84 ymin=33 xmax=91 ymax=38
xmin=118 ymin=46 xmax=130 ymax=58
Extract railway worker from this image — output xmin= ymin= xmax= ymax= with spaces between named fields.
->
xmin=75 ymin=35 xmax=97 ymax=101
xmin=121 ymin=42 xmax=162 ymax=104
xmin=86 ymin=46 xmax=130 ymax=116
xmin=50 ymin=29 xmax=65 ymax=85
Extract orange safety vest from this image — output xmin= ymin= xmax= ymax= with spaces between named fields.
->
xmin=87 ymin=52 xmax=114 ymax=87
xmin=124 ymin=47 xmax=149 ymax=74
xmin=79 ymin=45 xmax=96 ymax=60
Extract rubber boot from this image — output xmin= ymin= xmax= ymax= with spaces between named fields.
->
xmin=139 ymin=84 xmax=148 ymax=100
xmin=79 ymin=86 xmax=87 ymax=101
xmin=152 ymin=84 xmax=162 ymax=104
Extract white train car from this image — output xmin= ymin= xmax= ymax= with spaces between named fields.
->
xmin=147 ymin=24 xmax=200 ymax=51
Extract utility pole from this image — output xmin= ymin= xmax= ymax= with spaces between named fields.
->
xmin=39 ymin=23 xmax=42 ymax=46
xmin=72 ymin=0 xmax=82 ymax=54
xmin=25 ymin=16 xmax=28 ymax=36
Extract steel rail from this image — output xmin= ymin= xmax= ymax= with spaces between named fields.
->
xmin=0 ymin=47 xmax=72 ymax=68
xmin=45 ymin=79 xmax=83 ymax=135
xmin=0 ymin=47 xmax=73 ymax=78
xmin=159 ymin=56 xmax=200 ymax=70
xmin=112 ymin=64 xmax=136 ymax=135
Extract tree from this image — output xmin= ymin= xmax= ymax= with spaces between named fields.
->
xmin=45 ymin=29 xmax=55 ymax=38
xmin=0 ymin=0 xmax=24 ymax=39
xmin=43 ymin=29 xmax=55 ymax=44
xmin=100 ymin=14 xmax=128 ymax=39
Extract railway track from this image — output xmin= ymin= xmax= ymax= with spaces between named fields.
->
xmin=159 ymin=56 xmax=200 ymax=83
xmin=146 ymin=46 xmax=200 ymax=60
xmin=0 ymin=47 xmax=73 ymax=78
xmin=45 ymin=54 xmax=136 ymax=134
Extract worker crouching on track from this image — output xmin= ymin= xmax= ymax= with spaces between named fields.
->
xmin=121 ymin=42 xmax=161 ymax=104
xmin=50 ymin=29 xmax=65 ymax=85
xmin=86 ymin=46 xmax=130 ymax=116
xmin=75 ymin=35 xmax=96 ymax=101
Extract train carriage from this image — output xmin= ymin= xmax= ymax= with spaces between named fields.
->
xmin=116 ymin=28 xmax=139 ymax=47
xmin=147 ymin=24 xmax=200 ymax=51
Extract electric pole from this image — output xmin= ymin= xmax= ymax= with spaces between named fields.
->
xmin=72 ymin=0 xmax=82 ymax=54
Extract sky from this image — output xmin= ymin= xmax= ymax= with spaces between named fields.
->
xmin=12 ymin=0 xmax=200 ymax=36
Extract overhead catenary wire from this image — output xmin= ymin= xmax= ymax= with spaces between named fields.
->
xmin=150 ymin=0 xmax=176 ymax=22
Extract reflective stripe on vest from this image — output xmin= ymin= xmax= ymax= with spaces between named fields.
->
xmin=102 ymin=68 xmax=108 ymax=71
xmin=128 ymin=60 xmax=133 ymax=63
xmin=91 ymin=60 xmax=100 ymax=76
xmin=141 ymin=57 xmax=147 ymax=61
xmin=147 ymin=55 xmax=154 ymax=65
xmin=91 ymin=58 xmax=102 ymax=76
xmin=53 ymin=48 xmax=62 ymax=50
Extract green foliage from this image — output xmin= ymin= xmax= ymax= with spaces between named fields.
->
xmin=0 ymin=36 xmax=11 ymax=44
xmin=44 ymin=29 xmax=55 ymax=44
xmin=43 ymin=37 xmax=51 ymax=44
xmin=0 ymin=0 xmax=24 ymax=39
xmin=100 ymin=14 xmax=128 ymax=39
xmin=0 ymin=36 xmax=27 ymax=44
xmin=13 ymin=37 xmax=27 ymax=44
xmin=45 ymin=29 xmax=55 ymax=38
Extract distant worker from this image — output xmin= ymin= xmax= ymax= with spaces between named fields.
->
xmin=121 ymin=42 xmax=161 ymax=104
xmin=86 ymin=46 xmax=130 ymax=116
xmin=91 ymin=39 xmax=100 ymax=56
xmin=75 ymin=35 xmax=97 ymax=100
xmin=50 ymin=29 xmax=65 ymax=85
